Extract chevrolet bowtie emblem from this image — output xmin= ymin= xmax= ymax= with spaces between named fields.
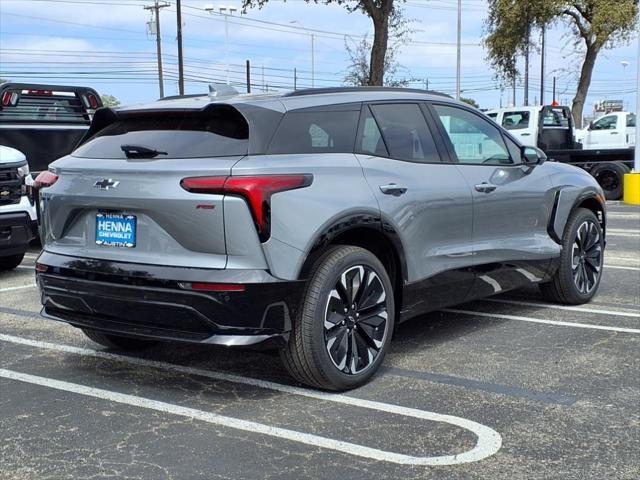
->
xmin=93 ymin=179 xmax=120 ymax=190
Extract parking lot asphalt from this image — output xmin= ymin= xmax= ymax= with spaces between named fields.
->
xmin=1 ymin=203 xmax=638 ymax=480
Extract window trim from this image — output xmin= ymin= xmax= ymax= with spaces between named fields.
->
xmin=356 ymin=101 xmax=446 ymax=164
xmin=425 ymin=101 xmax=523 ymax=167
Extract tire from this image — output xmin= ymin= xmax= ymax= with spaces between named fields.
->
xmin=0 ymin=253 xmax=25 ymax=271
xmin=590 ymin=162 xmax=630 ymax=200
xmin=281 ymin=246 xmax=395 ymax=391
xmin=540 ymin=208 xmax=604 ymax=305
xmin=81 ymin=329 xmax=157 ymax=351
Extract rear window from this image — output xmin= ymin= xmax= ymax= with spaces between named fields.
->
xmin=0 ymin=89 xmax=94 ymax=124
xmin=627 ymin=113 xmax=636 ymax=128
xmin=267 ymin=110 xmax=359 ymax=154
xmin=73 ymin=109 xmax=249 ymax=159
xmin=502 ymin=111 xmax=530 ymax=130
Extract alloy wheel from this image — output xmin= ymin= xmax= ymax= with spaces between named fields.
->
xmin=571 ymin=220 xmax=603 ymax=295
xmin=323 ymin=265 xmax=389 ymax=375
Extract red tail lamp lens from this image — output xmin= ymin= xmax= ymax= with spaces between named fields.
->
xmin=34 ymin=171 xmax=59 ymax=188
xmin=180 ymin=174 xmax=313 ymax=240
xmin=189 ymin=282 xmax=246 ymax=292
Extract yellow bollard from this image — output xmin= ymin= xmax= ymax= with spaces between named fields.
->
xmin=623 ymin=173 xmax=640 ymax=205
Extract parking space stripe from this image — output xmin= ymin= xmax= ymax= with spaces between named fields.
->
xmin=0 ymin=333 xmax=502 ymax=465
xmin=2 ymin=367 xmax=484 ymax=466
xmin=443 ymin=309 xmax=640 ymax=333
xmin=483 ymin=298 xmax=640 ymax=318
xmin=0 ymin=284 xmax=37 ymax=293
xmin=605 ymin=265 xmax=640 ymax=271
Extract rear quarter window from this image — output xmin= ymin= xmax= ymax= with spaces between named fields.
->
xmin=0 ymin=90 xmax=94 ymax=124
xmin=267 ymin=110 xmax=360 ymax=154
xmin=73 ymin=109 xmax=249 ymax=159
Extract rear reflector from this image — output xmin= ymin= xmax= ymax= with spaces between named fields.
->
xmin=35 ymin=263 xmax=48 ymax=273
xmin=1 ymin=91 xmax=17 ymax=106
xmin=34 ymin=171 xmax=59 ymax=189
xmin=180 ymin=174 xmax=313 ymax=241
xmin=179 ymin=282 xmax=246 ymax=292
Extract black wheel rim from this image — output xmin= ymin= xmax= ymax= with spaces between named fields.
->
xmin=323 ymin=265 xmax=389 ymax=375
xmin=571 ymin=220 xmax=603 ymax=295
xmin=596 ymin=170 xmax=619 ymax=192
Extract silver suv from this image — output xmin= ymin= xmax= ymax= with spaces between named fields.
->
xmin=35 ymin=87 xmax=606 ymax=391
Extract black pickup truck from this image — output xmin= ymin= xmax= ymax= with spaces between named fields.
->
xmin=0 ymin=82 xmax=102 ymax=173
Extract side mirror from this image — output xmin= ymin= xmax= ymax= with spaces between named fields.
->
xmin=588 ymin=121 xmax=595 ymax=130
xmin=521 ymin=146 xmax=546 ymax=165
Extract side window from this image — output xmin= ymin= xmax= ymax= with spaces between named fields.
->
xmin=357 ymin=107 xmax=388 ymax=156
xmin=267 ymin=110 xmax=360 ymax=154
xmin=627 ymin=114 xmax=636 ymax=128
xmin=502 ymin=111 xmax=530 ymax=130
xmin=592 ymin=115 xmax=617 ymax=130
xmin=370 ymin=103 xmax=440 ymax=162
xmin=433 ymin=104 xmax=514 ymax=165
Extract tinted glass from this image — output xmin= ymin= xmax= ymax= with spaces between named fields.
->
xmin=370 ymin=104 xmax=439 ymax=162
xmin=502 ymin=111 xmax=530 ymax=130
xmin=542 ymin=108 xmax=570 ymax=128
xmin=357 ymin=107 xmax=388 ymax=156
xmin=73 ymin=111 xmax=248 ymax=159
xmin=433 ymin=104 xmax=513 ymax=165
xmin=592 ymin=115 xmax=617 ymax=130
xmin=486 ymin=112 xmax=498 ymax=120
xmin=267 ymin=110 xmax=359 ymax=154
xmin=626 ymin=113 xmax=635 ymax=127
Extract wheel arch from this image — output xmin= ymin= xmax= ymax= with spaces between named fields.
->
xmin=298 ymin=213 xmax=407 ymax=313
xmin=550 ymin=187 xmax=606 ymax=244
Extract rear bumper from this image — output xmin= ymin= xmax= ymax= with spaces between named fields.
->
xmin=36 ymin=251 xmax=305 ymax=348
xmin=0 ymin=211 xmax=38 ymax=257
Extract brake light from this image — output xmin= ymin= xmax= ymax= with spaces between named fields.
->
xmin=26 ymin=89 xmax=53 ymax=95
xmin=34 ymin=171 xmax=59 ymax=188
xmin=1 ymin=91 xmax=18 ymax=106
xmin=181 ymin=174 xmax=313 ymax=240
xmin=87 ymin=93 xmax=98 ymax=109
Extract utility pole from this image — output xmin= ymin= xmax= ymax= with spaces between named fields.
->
xmin=176 ymin=0 xmax=184 ymax=95
xmin=144 ymin=1 xmax=170 ymax=99
xmin=524 ymin=23 xmax=530 ymax=106
xmin=634 ymin=29 xmax=639 ymax=173
xmin=294 ymin=67 xmax=297 ymax=90
xmin=455 ymin=0 xmax=461 ymax=100
xmin=246 ymin=60 xmax=251 ymax=93
xmin=311 ymin=33 xmax=315 ymax=88
xmin=540 ymin=25 xmax=545 ymax=105
xmin=512 ymin=70 xmax=516 ymax=106
xmin=552 ymin=76 xmax=556 ymax=103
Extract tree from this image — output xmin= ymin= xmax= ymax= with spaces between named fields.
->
xmin=100 ymin=94 xmax=121 ymax=108
xmin=460 ymin=96 xmax=479 ymax=108
xmin=242 ymin=0 xmax=404 ymax=86
xmin=484 ymin=0 xmax=638 ymax=127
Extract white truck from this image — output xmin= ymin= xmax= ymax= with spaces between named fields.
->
xmin=486 ymin=105 xmax=635 ymax=200
xmin=577 ymin=111 xmax=636 ymax=150
xmin=0 ymin=146 xmax=38 ymax=270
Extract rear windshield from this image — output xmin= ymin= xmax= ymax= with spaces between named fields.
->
xmin=0 ymin=90 xmax=93 ymax=124
xmin=73 ymin=109 xmax=249 ymax=159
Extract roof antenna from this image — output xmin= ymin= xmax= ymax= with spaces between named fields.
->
xmin=209 ymin=83 xmax=239 ymax=98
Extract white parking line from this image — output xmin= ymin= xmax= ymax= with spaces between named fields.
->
xmin=0 ymin=333 xmax=502 ymax=466
xmin=444 ymin=309 xmax=640 ymax=334
xmin=606 ymin=265 xmax=640 ymax=271
xmin=0 ymin=284 xmax=37 ymax=293
xmin=16 ymin=265 xmax=34 ymax=270
xmin=606 ymin=233 xmax=640 ymax=238
xmin=483 ymin=298 xmax=640 ymax=318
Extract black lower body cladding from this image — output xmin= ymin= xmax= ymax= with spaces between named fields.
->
xmin=36 ymin=251 xmax=305 ymax=348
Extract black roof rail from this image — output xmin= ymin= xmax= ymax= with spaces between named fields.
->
xmin=283 ymin=86 xmax=452 ymax=98
xmin=0 ymin=81 xmax=100 ymax=95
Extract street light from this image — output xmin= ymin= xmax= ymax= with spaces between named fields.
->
xmin=621 ymin=60 xmax=629 ymax=111
xmin=205 ymin=4 xmax=239 ymax=85
xmin=290 ymin=20 xmax=315 ymax=88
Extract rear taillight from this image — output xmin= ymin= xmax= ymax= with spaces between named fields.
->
xmin=181 ymin=174 xmax=313 ymax=241
xmin=26 ymin=89 xmax=53 ymax=95
xmin=1 ymin=91 xmax=18 ymax=106
xmin=34 ymin=171 xmax=59 ymax=188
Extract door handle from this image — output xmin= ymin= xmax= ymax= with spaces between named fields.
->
xmin=379 ymin=184 xmax=408 ymax=196
xmin=475 ymin=182 xmax=497 ymax=193
xmin=610 ymin=132 xmax=619 ymax=135
xmin=521 ymin=133 xmax=531 ymax=136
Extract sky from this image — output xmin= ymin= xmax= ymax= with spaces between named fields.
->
xmin=0 ymin=0 xmax=638 ymax=114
